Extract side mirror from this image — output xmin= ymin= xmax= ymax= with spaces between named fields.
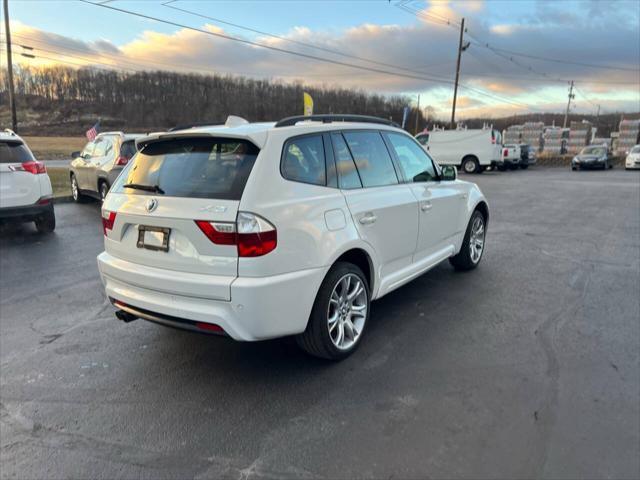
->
xmin=71 ymin=151 xmax=81 ymax=159
xmin=441 ymin=165 xmax=457 ymax=181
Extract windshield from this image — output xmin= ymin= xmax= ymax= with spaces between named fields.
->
xmin=581 ymin=147 xmax=606 ymax=156
xmin=112 ymin=137 xmax=259 ymax=200
xmin=631 ymin=146 xmax=640 ymax=154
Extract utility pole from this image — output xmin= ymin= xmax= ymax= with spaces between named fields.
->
xmin=563 ymin=80 xmax=574 ymax=129
xmin=450 ymin=17 xmax=465 ymax=128
xmin=414 ymin=94 xmax=420 ymax=135
xmin=3 ymin=0 xmax=18 ymax=132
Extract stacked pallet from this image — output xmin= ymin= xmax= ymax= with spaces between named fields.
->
xmin=616 ymin=120 xmax=640 ymax=155
xmin=521 ymin=122 xmax=544 ymax=151
xmin=503 ymin=125 xmax=523 ymax=144
xmin=567 ymin=121 xmax=592 ymax=154
xmin=543 ymin=127 xmax=569 ymax=154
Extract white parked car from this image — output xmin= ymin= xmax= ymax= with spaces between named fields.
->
xmin=415 ymin=128 xmax=503 ymax=174
xmin=98 ymin=115 xmax=489 ymax=360
xmin=625 ymin=145 xmax=640 ymax=170
xmin=0 ymin=130 xmax=56 ymax=233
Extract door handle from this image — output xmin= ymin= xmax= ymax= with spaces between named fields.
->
xmin=359 ymin=213 xmax=377 ymax=225
xmin=461 ymin=193 xmax=468 ymax=200
xmin=420 ymin=201 xmax=432 ymax=212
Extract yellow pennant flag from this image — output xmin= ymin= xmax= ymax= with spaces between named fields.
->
xmin=303 ymin=92 xmax=314 ymax=116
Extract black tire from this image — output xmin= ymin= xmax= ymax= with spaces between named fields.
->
xmin=70 ymin=174 xmax=86 ymax=203
xmin=296 ymin=262 xmax=370 ymax=360
xmin=449 ymin=210 xmax=486 ymax=271
xmin=35 ymin=208 xmax=56 ymax=233
xmin=99 ymin=181 xmax=110 ymax=203
xmin=461 ymin=156 xmax=480 ymax=174
xmin=509 ymin=164 xmax=519 ymax=170
xmin=571 ymin=166 xmax=577 ymax=171
xmin=608 ymin=162 xmax=613 ymax=169
xmin=520 ymin=164 xmax=529 ymax=170
xmin=497 ymin=165 xmax=507 ymax=172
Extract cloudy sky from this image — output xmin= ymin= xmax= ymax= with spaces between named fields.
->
xmin=1 ymin=0 xmax=639 ymax=119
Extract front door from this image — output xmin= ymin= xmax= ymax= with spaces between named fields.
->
xmin=382 ymin=131 xmax=465 ymax=261
xmin=331 ymin=131 xmax=419 ymax=285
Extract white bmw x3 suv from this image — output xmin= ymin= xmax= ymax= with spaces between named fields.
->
xmin=98 ymin=115 xmax=489 ymax=359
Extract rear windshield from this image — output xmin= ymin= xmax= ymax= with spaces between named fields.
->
xmin=112 ymin=137 xmax=259 ymax=200
xmin=0 ymin=141 xmax=35 ymax=163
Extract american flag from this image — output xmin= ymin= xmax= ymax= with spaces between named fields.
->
xmin=86 ymin=121 xmax=100 ymax=141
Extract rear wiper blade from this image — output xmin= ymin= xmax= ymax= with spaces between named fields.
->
xmin=123 ymin=183 xmax=165 ymax=194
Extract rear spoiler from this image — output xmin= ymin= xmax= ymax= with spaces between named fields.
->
xmin=135 ymin=131 xmax=265 ymax=151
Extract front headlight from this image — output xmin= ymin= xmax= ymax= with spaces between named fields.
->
xmin=573 ymin=157 xmax=579 ymax=162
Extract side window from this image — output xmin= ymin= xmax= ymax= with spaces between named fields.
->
xmin=92 ymin=139 xmax=106 ymax=157
xmin=281 ymin=135 xmax=326 ymax=186
xmin=342 ymin=131 xmax=398 ymax=188
xmin=103 ymin=138 xmax=114 ymax=159
xmin=81 ymin=142 xmax=95 ymax=159
xmin=120 ymin=141 xmax=137 ymax=159
xmin=416 ymin=134 xmax=429 ymax=145
xmin=331 ymin=133 xmax=362 ymax=189
xmin=386 ymin=132 xmax=437 ymax=183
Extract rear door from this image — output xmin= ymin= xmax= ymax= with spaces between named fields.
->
xmin=104 ymin=136 xmax=259 ymax=301
xmin=383 ymin=131 xmax=465 ymax=260
xmin=0 ymin=140 xmax=41 ymax=208
xmin=332 ymin=130 xmax=418 ymax=281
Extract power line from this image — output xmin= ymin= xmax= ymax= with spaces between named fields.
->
xmin=163 ymin=0 xmax=454 ymax=77
xmin=394 ymin=1 xmax=461 ymax=29
xmin=78 ymin=0 xmax=457 ymax=86
xmin=82 ymin=0 xmax=551 ymax=112
xmin=483 ymin=45 xmax=639 ymax=73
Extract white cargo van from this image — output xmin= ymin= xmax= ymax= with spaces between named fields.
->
xmin=416 ymin=129 xmax=503 ymax=174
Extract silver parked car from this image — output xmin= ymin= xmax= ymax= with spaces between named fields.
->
xmin=70 ymin=132 xmax=143 ymax=202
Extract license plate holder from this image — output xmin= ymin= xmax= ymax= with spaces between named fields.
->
xmin=137 ymin=225 xmax=171 ymax=252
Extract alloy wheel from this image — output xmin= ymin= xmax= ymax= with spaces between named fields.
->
xmin=71 ymin=176 xmax=79 ymax=201
xmin=327 ymin=273 xmax=367 ymax=350
xmin=469 ymin=215 xmax=485 ymax=264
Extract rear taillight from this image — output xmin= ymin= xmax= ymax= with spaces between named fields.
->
xmin=19 ymin=161 xmax=47 ymax=174
xmin=195 ymin=221 xmax=236 ymax=245
xmin=102 ymin=210 xmax=117 ymax=236
xmin=195 ymin=212 xmax=277 ymax=257
xmin=115 ymin=155 xmax=129 ymax=166
xmin=236 ymin=212 xmax=277 ymax=257
xmin=503 ymin=148 xmax=509 ymax=157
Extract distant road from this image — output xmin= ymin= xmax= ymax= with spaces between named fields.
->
xmin=42 ymin=159 xmax=71 ymax=168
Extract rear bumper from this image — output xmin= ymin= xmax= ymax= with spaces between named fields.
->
xmin=97 ymin=251 xmax=328 ymax=341
xmin=0 ymin=200 xmax=53 ymax=220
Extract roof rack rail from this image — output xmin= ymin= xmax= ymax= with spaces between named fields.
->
xmin=274 ymin=114 xmax=400 ymax=129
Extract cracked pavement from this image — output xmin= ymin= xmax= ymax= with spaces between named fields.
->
xmin=1 ymin=167 xmax=639 ymax=479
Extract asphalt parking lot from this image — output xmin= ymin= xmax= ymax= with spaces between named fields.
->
xmin=1 ymin=167 xmax=638 ymax=479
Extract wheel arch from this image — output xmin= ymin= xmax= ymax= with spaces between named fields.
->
xmin=327 ymin=244 xmax=377 ymax=297
xmin=474 ymin=200 xmax=490 ymax=226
